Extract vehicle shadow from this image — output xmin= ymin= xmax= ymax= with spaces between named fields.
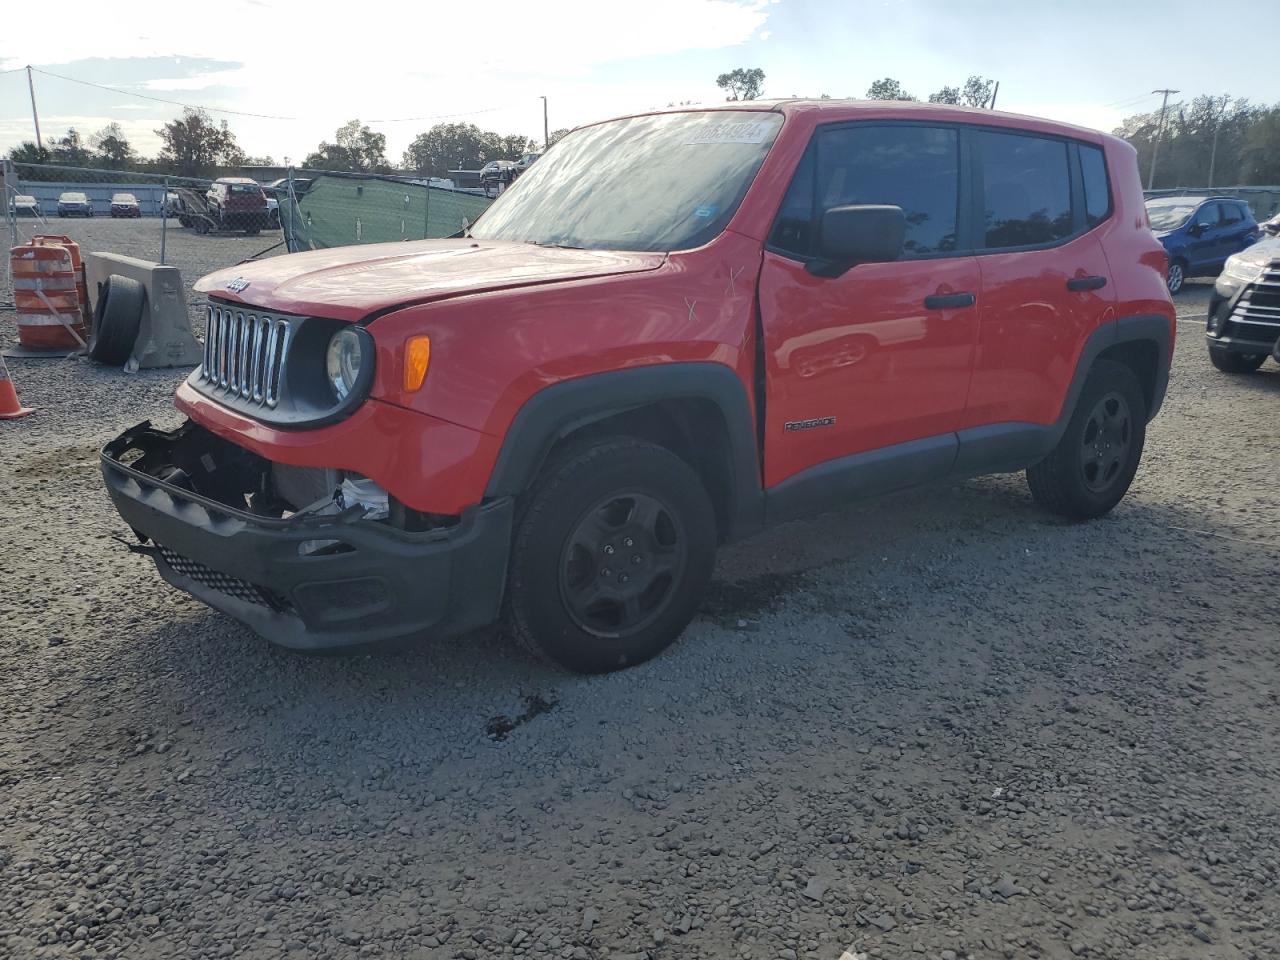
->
xmin=106 ymin=469 xmax=1258 ymax=719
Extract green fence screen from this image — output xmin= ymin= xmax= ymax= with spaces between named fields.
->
xmin=281 ymin=173 xmax=492 ymax=252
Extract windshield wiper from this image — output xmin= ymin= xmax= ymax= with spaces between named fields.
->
xmin=525 ymin=239 xmax=585 ymax=250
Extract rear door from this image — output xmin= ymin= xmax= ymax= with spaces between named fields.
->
xmin=759 ymin=122 xmax=980 ymax=489
xmin=961 ymin=131 xmax=1117 ymax=430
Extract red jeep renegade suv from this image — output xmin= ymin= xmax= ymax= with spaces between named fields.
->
xmin=102 ymin=101 xmax=1175 ymax=673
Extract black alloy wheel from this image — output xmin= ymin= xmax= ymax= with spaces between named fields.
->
xmin=1079 ymin=391 xmax=1132 ymax=493
xmin=558 ymin=492 xmax=686 ymax=637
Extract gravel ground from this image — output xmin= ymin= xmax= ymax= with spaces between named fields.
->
xmin=2 ymin=219 xmax=1279 ymax=960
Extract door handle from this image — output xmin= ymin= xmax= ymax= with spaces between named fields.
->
xmin=1066 ymin=275 xmax=1108 ymax=292
xmin=923 ymin=292 xmax=976 ymax=310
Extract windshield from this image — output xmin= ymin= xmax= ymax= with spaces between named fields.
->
xmin=113 ymin=194 xmax=136 ymax=202
xmin=1146 ymin=202 xmax=1198 ymax=231
xmin=471 ymin=111 xmax=783 ymax=252
xmin=62 ymin=193 xmax=87 ymax=202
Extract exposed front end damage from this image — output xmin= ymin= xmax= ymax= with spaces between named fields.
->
xmin=101 ymin=421 xmax=512 ymax=651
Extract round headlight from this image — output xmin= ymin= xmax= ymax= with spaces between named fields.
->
xmin=325 ymin=328 xmax=364 ymax=401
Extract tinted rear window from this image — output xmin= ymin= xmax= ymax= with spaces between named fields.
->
xmin=978 ymin=131 xmax=1072 ymax=248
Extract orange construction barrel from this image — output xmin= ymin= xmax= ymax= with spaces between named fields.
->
xmin=9 ymin=236 xmax=89 ymax=354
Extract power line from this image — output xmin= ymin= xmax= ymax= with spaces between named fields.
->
xmin=363 ymin=106 xmax=505 ymax=124
xmin=1102 ymin=91 xmax=1158 ymax=109
xmin=29 ymin=66 xmax=514 ymax=127
xmin=31 ymin=67 xmax=300 ymax=120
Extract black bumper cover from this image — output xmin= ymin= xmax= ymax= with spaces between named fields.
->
xmin=101 ymin=421 xmax=513 ymax=651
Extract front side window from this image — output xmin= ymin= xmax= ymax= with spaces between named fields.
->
xmin=769 ymin=124 xmax=960 ymax=259
xmin=1195 ymin=203 xmax=1222 ymax=229
xmin=471 ymin=111 xmax=783 ymax=252
xmin=978 ymin=131 xmax=1072 ymax=248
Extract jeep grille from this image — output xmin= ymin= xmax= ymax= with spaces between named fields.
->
xmin=201 ymin=304 xmax=294 ymax=408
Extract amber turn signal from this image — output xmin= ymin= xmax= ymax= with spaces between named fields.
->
xmin=403 ymin=336 xmax=431 ymax=392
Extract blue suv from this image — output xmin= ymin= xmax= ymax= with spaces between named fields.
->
xmin=1146 ymin=196 xmax=1259 ymax=294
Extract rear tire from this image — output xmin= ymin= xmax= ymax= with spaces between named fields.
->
xmin=1166 ymin=260 xmax=1186 ymax=295
xmin=1027 ymin=358 xmax=1146 ymax=521
xmin=505 ymin=437 xmax=717 ymax=674
xmin=1208 ymin=346 xmax=1265 ymax=373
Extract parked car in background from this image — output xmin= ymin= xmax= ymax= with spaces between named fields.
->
xmin=479 ymin=159 xmax=520 ymax=194
xmin=110 ymin=193 xmax=141 ymax=218
xmin=9 ymin=194 xmax=40 ymax=217
xmin=262 ymin=178 xmax=311 ymax=228
xmin=57 ymin=192 xmax=94 ymax=217
xmin=1145 ymin=196 xmax=1259 ymax=294
xmin=1204 ymin=234 xmax=1280 ymax=373
xmin=1259 ymin=211 xmax=1280 ymax=237
xmin=203 ymin=178 xmax=269 ymax=234
xmin=515 ymin=152 xmax=541 ymax=171
xmin=102 ymin=101 xmax=1175 ymax=674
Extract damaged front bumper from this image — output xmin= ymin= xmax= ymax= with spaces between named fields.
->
xmin=101 ymin=420 xmax=513 ymax=651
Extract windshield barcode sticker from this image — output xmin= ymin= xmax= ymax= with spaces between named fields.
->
xmin=684 ymin=120 xmax=774 ymax=145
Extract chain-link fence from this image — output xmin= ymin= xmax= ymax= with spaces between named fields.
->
xmin=2 ymin=160 xmax=496 ymax=347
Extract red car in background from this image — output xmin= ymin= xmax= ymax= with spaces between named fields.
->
xmin=203 ymin=177 xmax=269 ymax=234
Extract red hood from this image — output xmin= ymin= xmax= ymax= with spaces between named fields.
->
xmin=194 ymin=239 xmax=667 ymax=321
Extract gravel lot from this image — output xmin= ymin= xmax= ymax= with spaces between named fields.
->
xmin=2 ymin=219 xmax=1278 ymax=960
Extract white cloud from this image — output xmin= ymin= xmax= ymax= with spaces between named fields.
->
xmin=2 ymin=0 xmax=775 ymax=160
xmin=3 ymin=0 xmax=771 ymax=73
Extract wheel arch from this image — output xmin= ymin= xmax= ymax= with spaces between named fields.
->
xmin=484 ymin=363 xmax=764 ymax=542
xmin=1063 ymin=315 xmax=1171 ymax=436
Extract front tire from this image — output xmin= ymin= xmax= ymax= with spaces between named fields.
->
xmin=1208 ymin=346 xmax=1265 ymax=374
xmin=505 ymin=437 xmax=717 ymax=674
xmin=1027 ymin=358 xmax=1147 ymax=520
xmin=1166 ymin=260 xmax=1186 ymax=295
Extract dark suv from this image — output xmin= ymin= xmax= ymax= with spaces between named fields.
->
xmin=1146 ymin=196 xmax=1259 ymax=294
xmin=1205 ymin=235 xmax=1280 ymax=372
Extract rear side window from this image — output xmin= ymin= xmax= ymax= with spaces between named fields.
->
xmin=1080 ymin=145 xmax=1110 ymax=226
xmin=769 ymin=124 xmax=960 ymax=258
xmin=1221 ymin=202 xmax=1245 ymax=226
xmin=978 ymin=131 xmax=1072 ymax=248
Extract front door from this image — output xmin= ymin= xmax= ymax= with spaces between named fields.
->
xmin=759 ymin=123 xmax=979 ymax=491
xmin=1186 ymin=201 xmax=1223 ymax=273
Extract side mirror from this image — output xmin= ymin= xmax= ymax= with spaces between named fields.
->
xmin=1190 ymin=221 xmax=1212 ymax=236
xmin=808 ymin=204 xmax=906 ymax=278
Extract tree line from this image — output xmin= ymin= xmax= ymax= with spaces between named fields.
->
xmin=716 ymin=67 xmax=1280 ymax=187
xmin=5 ymin=108 xmax=566 ymax=181
xmin=1115 ymin=95 xmax=1280 ymax=188
xmin=715 ymin=67 xmax=997 ymax=108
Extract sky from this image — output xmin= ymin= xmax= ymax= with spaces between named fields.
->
xmin=0 ymin=0 xmax=1272 ymax=167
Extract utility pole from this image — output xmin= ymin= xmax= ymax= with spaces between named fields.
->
xmin=1207 ymin=94 xmax=1229 ymax=188
xmin=540 ymin=96 xmax=549 ymax=151
xmin=1147 ymin=88 xmax=1178 ymax=190
xmin=26 ymin=66 xmax=42 ymax=148
xmin=988 ymin=80 xmax=999 ymax=110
